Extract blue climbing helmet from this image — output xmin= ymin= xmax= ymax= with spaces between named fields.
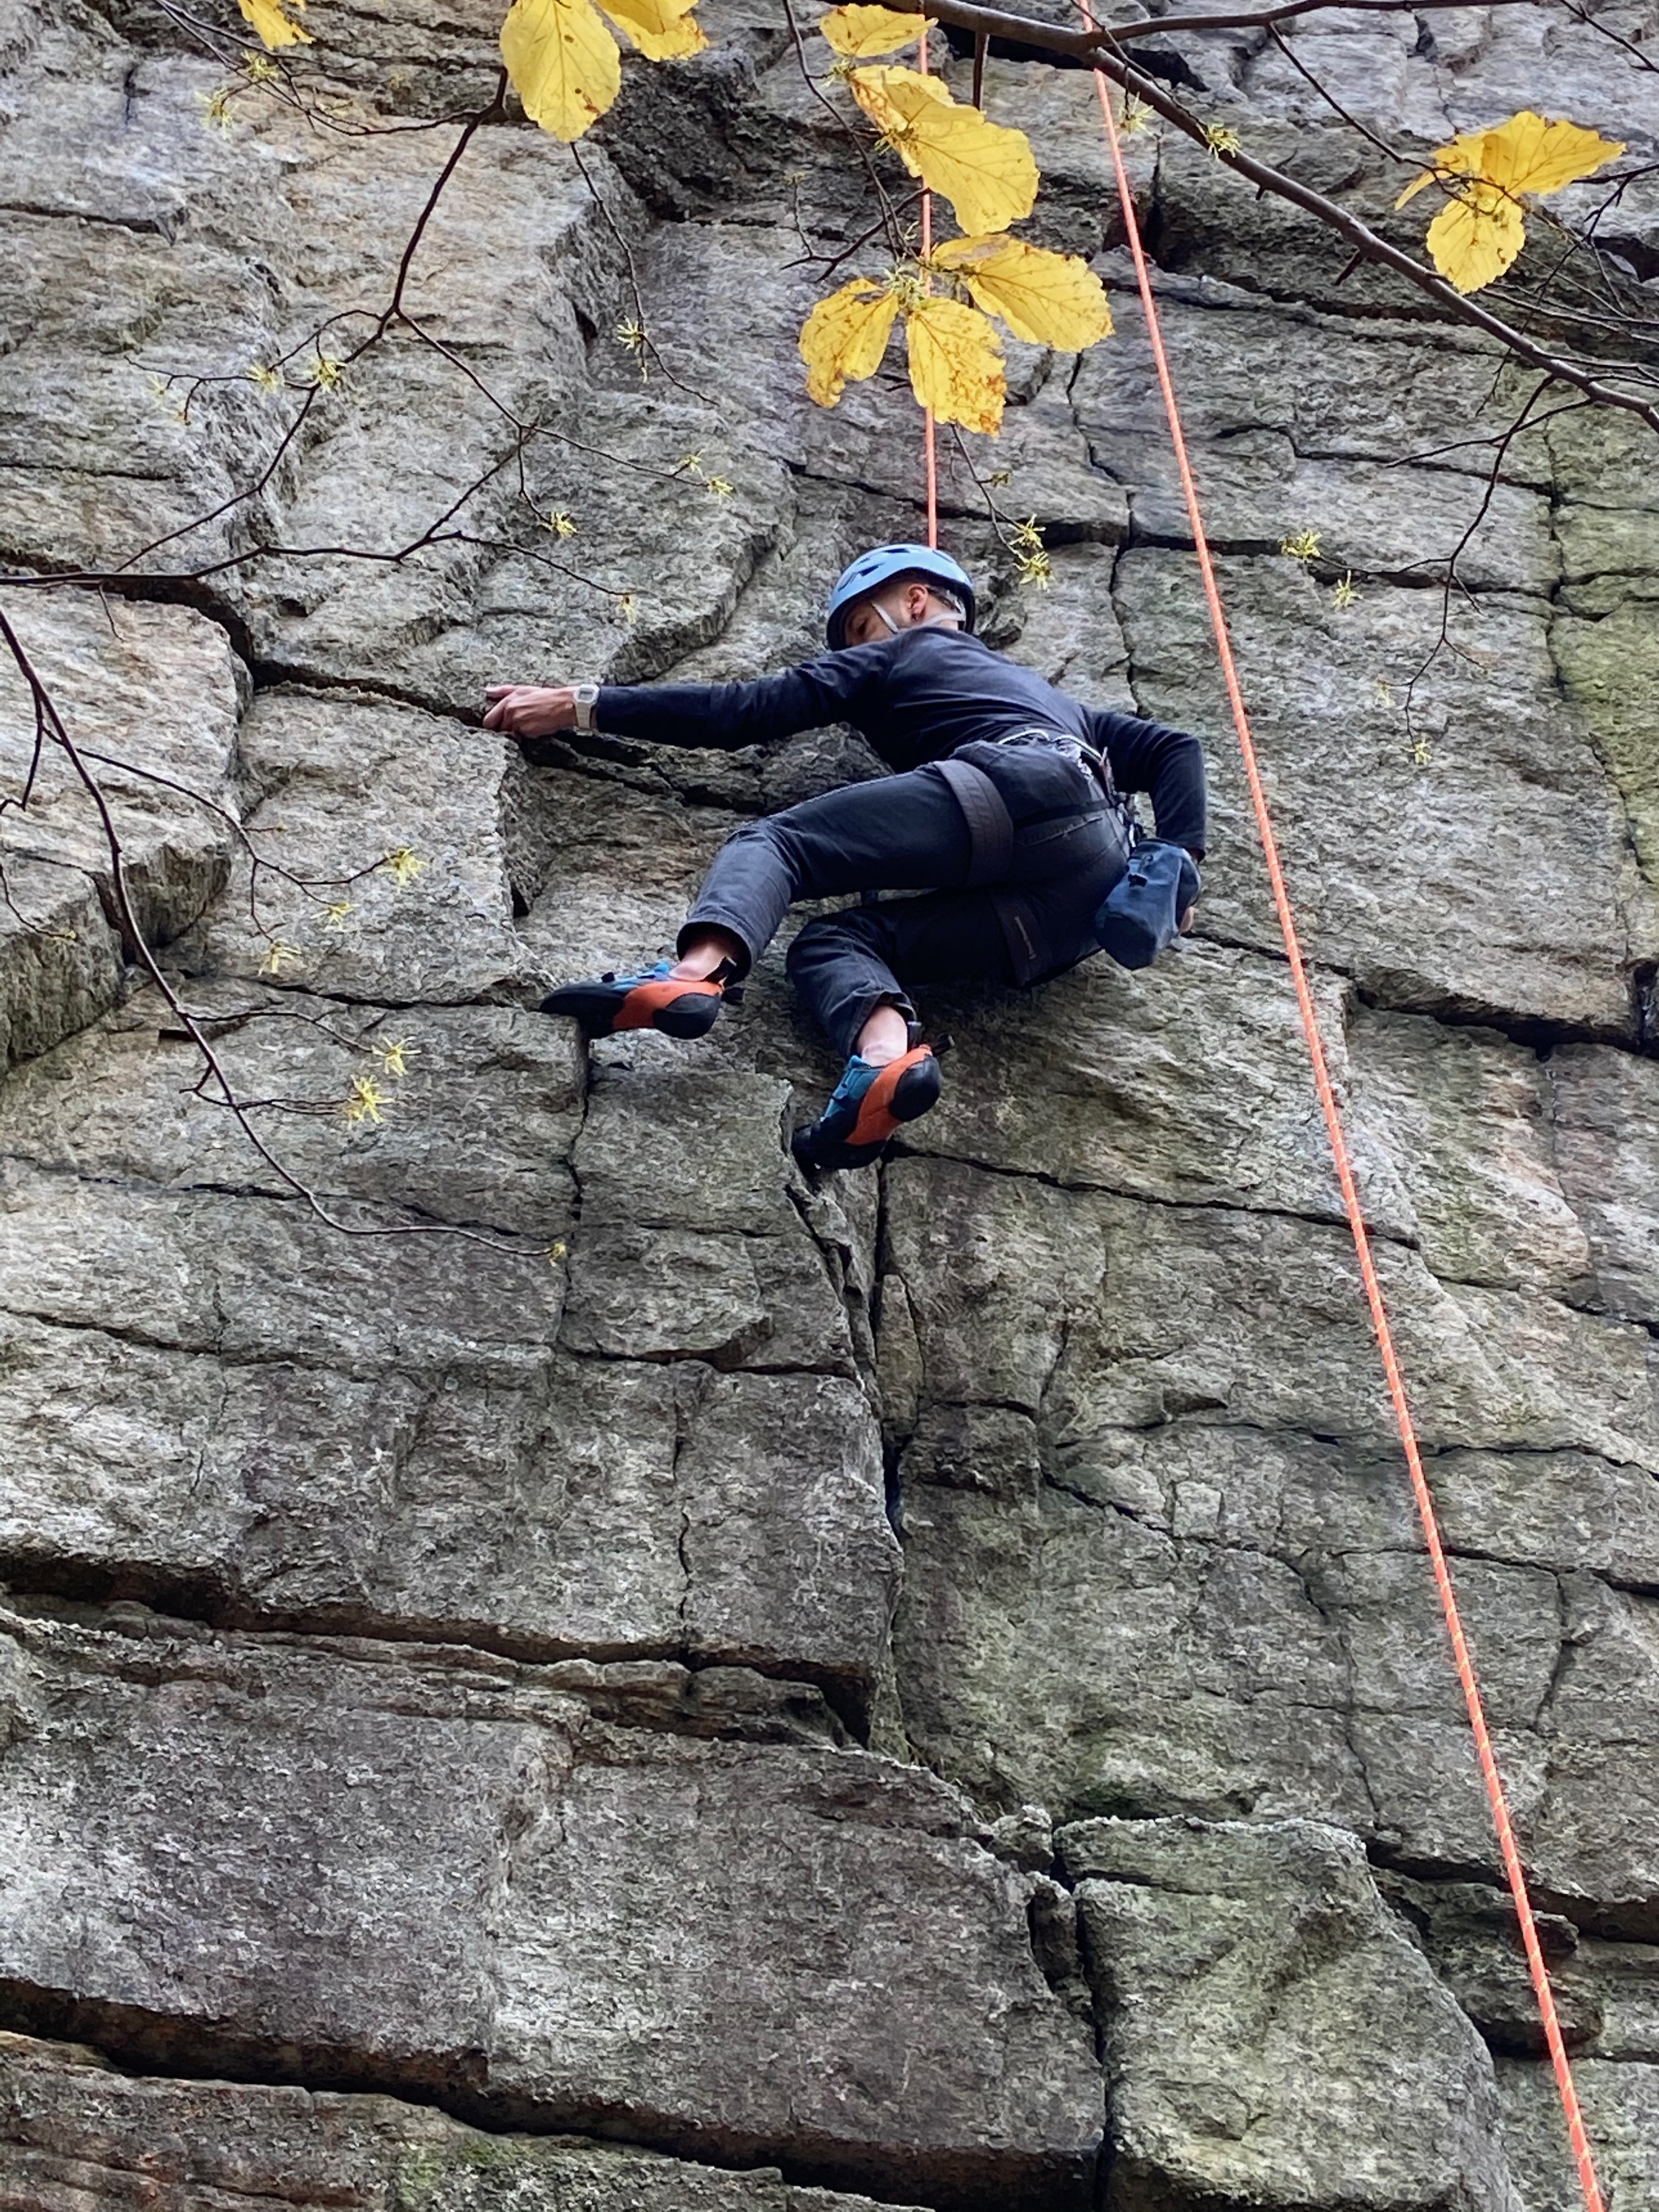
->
xmin=825 ymin=543 xmax=977 ymax=650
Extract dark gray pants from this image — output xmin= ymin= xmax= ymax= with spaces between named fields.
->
xmin=680 ymin=737 xmax=1133 ymax=1058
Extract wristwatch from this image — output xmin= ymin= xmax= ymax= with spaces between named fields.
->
xmin=572 ymin=682 xmax=600 ymax=733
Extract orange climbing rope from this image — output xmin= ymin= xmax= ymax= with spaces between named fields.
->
xmin=1067 ymin=30 xmax=1605 ymax=2212
xmin=917 ymin=32 xmax=939 ymax=545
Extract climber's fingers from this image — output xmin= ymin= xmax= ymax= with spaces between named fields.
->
xmin=482 ymin=685 xmax=577 ymax=739
xmin=1178 ymin=906 xmax=1195 ymax=935
xmin=481 ymin=685 xmax=538 ymax=729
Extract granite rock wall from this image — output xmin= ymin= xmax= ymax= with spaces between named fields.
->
xmin=2 ymin=0 xmax=1658 ymax=2207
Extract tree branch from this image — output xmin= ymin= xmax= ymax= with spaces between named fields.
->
xmin=885 ymin=0 xmax=1541 ymax=53
xmin=897 ymin=0 xmax=1659 ymax=437
xmin=1122 ymin=0 xmax=1538 ymax=33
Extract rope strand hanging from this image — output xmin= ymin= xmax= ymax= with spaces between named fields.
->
xmin=917 ymin=27 xmax=939 ymax=546
xmin=1045 ymin=23 xmax=1606 ymax=2211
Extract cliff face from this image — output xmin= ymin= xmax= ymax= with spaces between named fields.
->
xmin=2 ymin=0 xmax=1658 ymax=2205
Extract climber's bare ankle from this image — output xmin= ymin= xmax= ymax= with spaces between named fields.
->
xmin=672 ymin=928 xmax=744 ymax=982
xmin=855 ymin=1005 xmax=911 ymax=1068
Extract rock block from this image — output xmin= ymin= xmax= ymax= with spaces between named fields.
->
xmin=912 ymin=943 xmax=1409 ymax=1231
xmin=0 ymin=984 xmax=584 ymax=1236
xmin=515 ymin=764 xmax=736 ymax=986
xmin=1497 ymin=2057 xmax=1659 ymax=2212
xmin=185 ymin=690 xmax=527 ymax=1007
xmin=0 ymin=1612 xmax=1103 ymax=2210
xmin=883 ymin=1155 xmax=1659 ymax=1895
xmin=1063 ymin=1817 xmax=1517 ymax=2212
xmin=894 ymin=1466 xmax=1372 ymax=1828
xmin=0 ymin=1159 xmax=561 ymax=1383
xmin=0 ymin=2032 xmax=934 ymax=2211
xmin=0 ymin=1324 xmax=896 ymax=1716
xmin=1114 ymin=550 xmax=1652 ymax=1036
xmin=0 ymin=594 xmax=241 ymax=1065
xmin=1547 ymin=1045 xmax=1659 ymax=1327
xmin=564 ymin=1060 xmax=863 ymax=1373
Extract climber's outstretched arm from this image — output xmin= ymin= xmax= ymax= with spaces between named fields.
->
xmin=483 ymin=640 xmax=896 ymax=751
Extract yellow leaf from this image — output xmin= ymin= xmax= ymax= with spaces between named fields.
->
xmin=1477 ymin=110 xmax=1624 ymax=196
xmin=904 ymin=294 xmax=1005 ymax=433
xmin=1396 ymin=132 xmax=1479 ymax=207
xmin=799 ymin=276 xmax=901 ymax=406
xmin=820 ymin=3 xmax=929 ymax=55
xmin=501 ymin=0 xmax=622 ymax=144
xmin=932 ymin=234 xmax=1111 ymax=349
xmin=1426 ymin=182 xmax=1526 ymax=292
xmin=1398 ymin=110 xmax=1623 ymax=207
xmin=597 ymin=0 xmax=707 ymax=59
xmin=849 ymin=60 xmax=948 ymax=134
xmin=239 ymin=0 xmax=312 ymax=47
xmin=851 ymin=65 xmax=1037 ymax=233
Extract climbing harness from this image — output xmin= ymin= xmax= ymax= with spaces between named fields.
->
xmin=1061 ymin=23 xmax=1607 ymax=2209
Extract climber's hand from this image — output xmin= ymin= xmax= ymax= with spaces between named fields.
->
xmin=1178 ymin=849 xmax=1203 ymax=935
xmin=483 ymin=684 xmax=576 ymax=740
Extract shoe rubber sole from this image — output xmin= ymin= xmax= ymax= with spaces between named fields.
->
xmin=792 ymin=1047 xmax=941 ymax=1172
xmin=541 ymin=974 xmax=726 ymax=1040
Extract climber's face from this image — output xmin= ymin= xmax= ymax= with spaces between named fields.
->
xmin=839 ymin=579 xmax=957 ymax=648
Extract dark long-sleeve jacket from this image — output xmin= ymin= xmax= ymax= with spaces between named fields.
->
xmin=595 ymin=625 xmax=1208 ymax=855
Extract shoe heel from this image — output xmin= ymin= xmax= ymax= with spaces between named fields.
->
xmin=890 ymin=1056 xmax=942 ymax=1122
xmin=653 ymin=995 xmax=725 ymax=1040
xmin=613 ymin=977 xmax=725 ymax=1037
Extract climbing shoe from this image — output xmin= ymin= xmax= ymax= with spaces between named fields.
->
xmin=540 ymin=960 xmax=737 ymax=1040
xmin=792 ymin=1044 xmax=941 ymax=1172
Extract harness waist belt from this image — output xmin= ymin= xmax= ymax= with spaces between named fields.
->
xmin=992 ymin=726 xmax=1134 ymax=830
xmin=994 ymin=726 xmax=1108 ymax=773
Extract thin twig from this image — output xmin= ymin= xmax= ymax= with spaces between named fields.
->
xmin=779 ymin=0 xmax=905 ymax=244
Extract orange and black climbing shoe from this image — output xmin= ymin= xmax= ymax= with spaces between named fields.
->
xmin=540 ymin=960 xmax=739 ymax=1040
xmin=791 ymin=1043 xmax=941 ymax=1172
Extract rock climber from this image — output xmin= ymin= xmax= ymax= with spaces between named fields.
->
xmin=483 ymin=544 xmax=1207 ymax=1171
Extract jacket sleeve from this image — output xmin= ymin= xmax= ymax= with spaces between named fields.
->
xmin=1092 ymin=708 xmax=1209 ymax=857
xmin=595 ymin=641 xmax=893 ymax=751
